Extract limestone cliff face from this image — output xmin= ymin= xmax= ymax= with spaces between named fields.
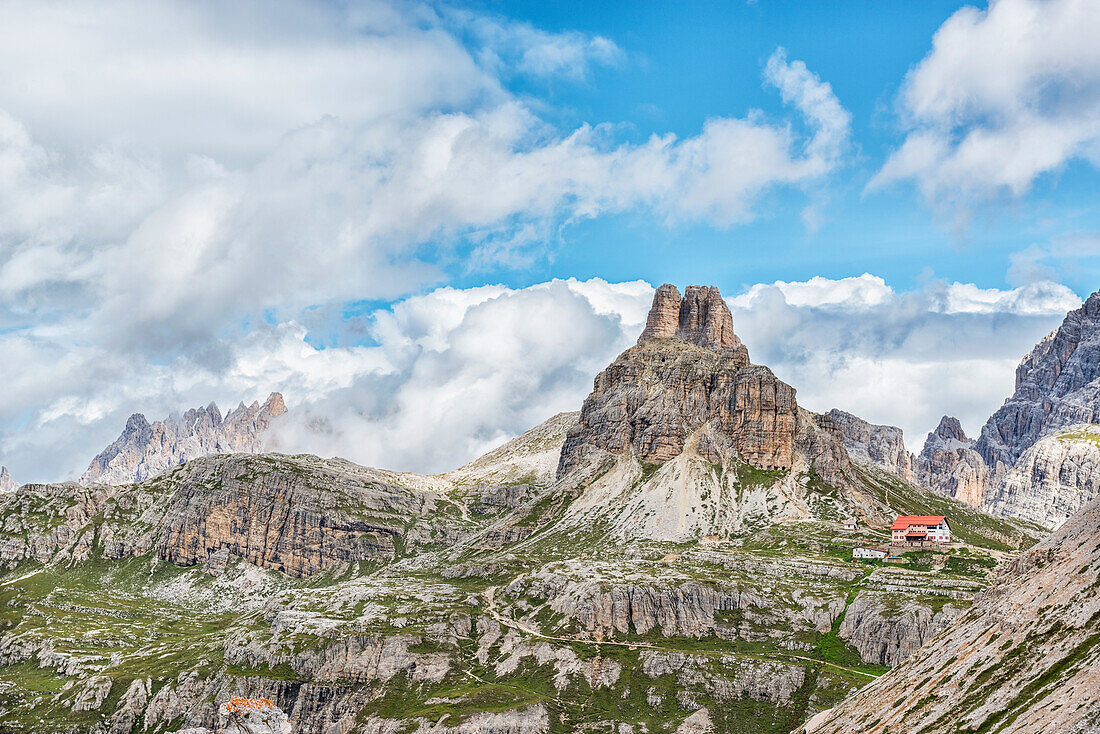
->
xmin=557 ymin=340 xmax=795 ymax=477
xmin=916 ymin=290 xmax=1100 ymax=522
xmin=975 ymin=290 xmax=1100 ymax=472
xmin=81 ymin=393 xmax=288 ymax=486
xmin=150 ymin=456 xmax=431 ymax=577
xmin=1 ymin=453 xmax=460 ymax=578
xmin=915 ymin=416 xmax=990 ymax=506
xmin=0 ymin=467 xmax=16 ymax=492
xmin=805 ymin=496 xmax=1100 ymax=734
xmin=837 ymin=592 xmax=964 ymax=667
xmin=559 ymin=284 xmax=794 ymax=478
xmin=637 ymin=284 xmax=748 ymax=359
xmin=826 ymin=409 xmax=915 ymax=482
xmin=981 ymin=426 xmax=1100 ymax=529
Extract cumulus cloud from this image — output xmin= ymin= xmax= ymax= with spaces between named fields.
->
xmin=869 ymin=0 xmax=1100 ymax=222
xmin=0 ymin=0 xmax=856 ymax=483
xmin=0 ymin=1 xmax=848 ymax=361
xmin=730 ymin=274 xmax=1081 ymax=448
xmin=3 ymin=273 xmax=1082 ymax=482
xmin=266 ymin=279 xmax=652 ymax=472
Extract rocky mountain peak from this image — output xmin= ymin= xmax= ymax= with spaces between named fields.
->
xmin=826 ymin=408 xmax=915 ymax=481
xmin=930 ymin=415 xmax=968 ymax=444
xmin=558 ymin=282 xmax=857 ymax=490
xmin=637 ymin=283 xmax=748 ymax=358
xmin=80 ymin=392 xmax=288 ymax=486
xmin=123 ymin=413 xmax=151 ymax=434
xmin=916 ymin=415 xmax=988 ymax=507
xmin=0 ymin=466 xmax=16 ymax=492
xmin=920 ymin=415 xmax=975 ymax=456
xmin=976 ymin=288 xmax=1100 ymax=471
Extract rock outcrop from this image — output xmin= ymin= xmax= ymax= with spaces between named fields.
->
xmin=0 ymin=453 xmax=462 ymax=577
xmin=560 ymin=284 xmax=794 ymax=477
xmin=915 ymin=416 xmax=990 ymax=506
xmin=836 ymin=591 xmax=964 ymax=667
xmin=0 ymin=466 xmax=16 ymax=492
xmin=81 ymin=393 xmax=287 ymax=485
xmin=804 ymin=496 xmax=1100 ymax=734
xmin=975 ymin=290 xmax=1100 ymax=472
xmin=217 ymin=697 xmax=292 ymax=734
xmin=637 ymin=284 xmax=748 ymax=359
xmin=981 ymin=425 xmax=1100 ymax=529
xmin=150 ymin=456 xmax=422 ymax=577
xmin=826 ymin=409 xmax=915 ymax=482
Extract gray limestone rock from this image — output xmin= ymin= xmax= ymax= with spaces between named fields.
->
xmin=981 ymin=426 xmax=1100 ymax=529
xmin=916 ymin=416 xmax=990 ymax=506
xmin=827 ymin=408 xmax=915 ymax=482
xmin=0 ymin=466 xmax=16 ymax=492
xmin=976 ymin=290 xmax=1100 ymax=471
xmin=81 ymin=392 xmax=288 ymax=485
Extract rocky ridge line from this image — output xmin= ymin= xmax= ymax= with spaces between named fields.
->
xmin=976 ymin=290 xmax=1100 ymax=472
xmin=826 ymin=409 xmax=915 ymax=482
xmin=0 ymin=467 xmax=15 ymax=493
xmin=80 ymin=393 xmax=287 ymax=486
xmin=804 ymin=495 xmax=1100 ymax=734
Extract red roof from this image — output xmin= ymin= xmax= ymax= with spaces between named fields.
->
xmin=891 ymin=515 xmax=946 ymax=530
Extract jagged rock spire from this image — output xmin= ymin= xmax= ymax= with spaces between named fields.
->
xmin=80 ymin=392 xmax=288 ymax=485
xmin=637 ymin=283 xmax=747 ymax=357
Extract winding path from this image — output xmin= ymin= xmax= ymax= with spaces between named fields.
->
xmin=481 ymin=583 xmax=880 ymax=679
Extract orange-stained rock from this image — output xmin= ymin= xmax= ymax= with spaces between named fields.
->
xmin=637 ymin=283 xmax=682 ymax=343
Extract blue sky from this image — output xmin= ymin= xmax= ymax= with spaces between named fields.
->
xmin=0 ymin=0 xmax=1098 ymax=482
xmin=442 ymin=0 xmax=1100 ymax=298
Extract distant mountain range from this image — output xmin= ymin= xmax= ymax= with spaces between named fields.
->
xmin=4 ymin=283 xmax=1097 ymax=733
xmin=832 ymin=290 xmax=1100 ymax=530
xmin=79 ymin=392 xmax=287 ymax=485
xmin=71 ymin=288 xmax=1100 ymax=534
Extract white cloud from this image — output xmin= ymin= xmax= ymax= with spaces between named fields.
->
xmin=763 ymin=48 xmax=850 ymax=167
xmin=2 ymin=273 xmax=1082 ymax=482
xmin=258 ymin=278 xmax=653 ymax=473
xmin=0 ymin=0 xmax=498 ymax=162
xmin=870 ymin=0 xmax=1100 ymax=221
xmin=0 ymin=2 xmax=848 ymax=362
xmin=453 ymin=10 xmax=624 ymax=81
xmin=0 ymin=0 xmax=852 ymax=481
xmin=730 ymin=275 xmax=1080 ymax=449
xmin=730 ymin=274 xmax=893 ymax=310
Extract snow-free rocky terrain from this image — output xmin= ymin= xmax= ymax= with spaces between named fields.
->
xmin=906 ymin=289 xmax=1100 ymax=530
xmin=801 ymin=494 xmax=1100 ymax=734
xmin=0 ymin=285 xmax=1055 ymax=733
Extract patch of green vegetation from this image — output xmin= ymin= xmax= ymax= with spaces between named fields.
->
xmin=853 ymin=466 xmax=1044 ymax=551
xmin=734 ymin=462 xmax=788 ymax=488
xmin=971 ymin=631 xmax=1100 ymax=733
xmin=1055 ymin=425 xmax=1100 ymax=448
xmin=638 ymin=461 xmax=663 ymax=484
